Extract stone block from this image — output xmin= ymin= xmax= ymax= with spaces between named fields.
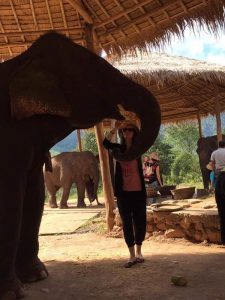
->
xmin=165 ymin=228 xmax=185 ymax=238
xmin=156 ymin=222 xmax=167 ymax=231
xmin=114 ymin=213 xmax=122 ymax=226
xmin=146 ymin=224 xmax=154 ymax=232
xmin=206 ymin=229 xmax=221 ymax=243
xmin=146 ymin=211 xmax=154 ymax=223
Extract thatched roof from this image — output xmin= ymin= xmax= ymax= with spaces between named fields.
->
xmin=111 ymin=53 xmax=225 ymax=123
xmin=0 ymin=0 xmax=225 ymax=60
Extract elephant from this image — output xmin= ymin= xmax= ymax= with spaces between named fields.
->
xmin=0 ymin=31 xmax=160 ymax=299
xmin=44 ymin=151 xmax=100 ymax=208
xmin=197 ymin=135 xmax=225 ymax=189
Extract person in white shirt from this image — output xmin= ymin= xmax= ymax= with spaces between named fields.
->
xmin=210 ymin=140 xmax=225 ymax=175
xmin=211 ymin=140 xmax=225 ymax=245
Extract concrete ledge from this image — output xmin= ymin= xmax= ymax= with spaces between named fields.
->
xmin=113 ymin=198 xmax=221 ymax=243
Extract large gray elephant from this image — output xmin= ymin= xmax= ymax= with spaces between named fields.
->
xmin=0 ymin=31 xmax=160 ymax=299
xmin=44 ymin=151 xmax=100 ymax=208
xmin=197 ymin=135 xmax=225 ymax=189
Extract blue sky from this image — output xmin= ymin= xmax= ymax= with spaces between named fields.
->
xmin=162 ymin=27 xmax=225 ymax=66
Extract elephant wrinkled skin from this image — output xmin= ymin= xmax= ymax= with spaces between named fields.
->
xmin=0 ymin=32 xmax=160 ymax=299
xmin=44 ymin=151 xmax=100 ymax=208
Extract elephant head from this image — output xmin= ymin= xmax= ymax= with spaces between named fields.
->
xmin=8 ymin=32 xmax=161 ymax=160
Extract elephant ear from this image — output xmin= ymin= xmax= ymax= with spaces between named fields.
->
xmin=9 ymin=57 xmax=71 ymax=120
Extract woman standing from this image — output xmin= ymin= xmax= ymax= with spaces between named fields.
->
xmin=103 ymin=121 xmax=147 ymax=268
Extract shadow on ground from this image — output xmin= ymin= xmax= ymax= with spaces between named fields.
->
xmin=25 ymin=252 xmax=225 ymax=300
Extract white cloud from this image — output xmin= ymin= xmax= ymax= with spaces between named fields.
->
xmin=160 ymin=27 xmax=225 ymax=66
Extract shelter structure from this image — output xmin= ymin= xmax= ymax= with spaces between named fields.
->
xmin=112 ymin=53 xmax=225 ymax=140
xmin=1 ymin=0 xmax=225 ymax=230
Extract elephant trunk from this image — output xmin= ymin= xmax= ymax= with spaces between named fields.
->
xmin=112 ymin=83 xmax=161 ymax=161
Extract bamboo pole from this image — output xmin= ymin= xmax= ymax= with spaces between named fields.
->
xmin=77 ymin=129 xmax=82 ymax=151
xmin=215 ymin=92 xmax=222 ymax=143
xmin=85 ymin=23 xmax=115 ymax=231
xmin=197 ymin=111 xmax=203 ymax=138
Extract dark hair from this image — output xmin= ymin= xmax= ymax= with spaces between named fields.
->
xmin=219 ymin=141 xmax=225 ymax=148
xmin=118 ymin=125 xmax=139 ymax=148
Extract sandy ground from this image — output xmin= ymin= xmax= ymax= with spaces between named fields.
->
xmin=24 ymin=230 xmax=225 ymax=300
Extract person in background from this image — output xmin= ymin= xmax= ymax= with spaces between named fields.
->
xmin=210 ymin=140 xmax=225 ymax=182
xmin=103 ymin=121 xmax=147 ymax=268
xmin=142 ymin=156 xmax=149 ymax=176
xmin=206 ymin=163 xmax=216 ymax=192
xmin=211 ymin=141 xmax=225 ymax=246
xmin=144 ymin=152 xmax=163 ymax=204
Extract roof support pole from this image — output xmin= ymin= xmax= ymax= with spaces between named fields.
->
xmin=215 ymin=91 xmax=222 ymax=143
xmin=85 ymin=24 xmax=115 ymax=231
xmin=197 ymin=111 xmax=203 ymax=138
xmin=77 ymin=129 xmax=82 ymax=151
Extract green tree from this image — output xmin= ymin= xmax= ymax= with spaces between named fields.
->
xmin=82 ymin=131 xmax=98 ymax=155
xmin=164 ymin=121 xmax=202 ymax=184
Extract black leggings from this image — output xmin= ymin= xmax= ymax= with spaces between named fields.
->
xmin=117 ymin=191 xmax=146 ymax=248
xmin=215 ymin=172 xmax=225 ymax=244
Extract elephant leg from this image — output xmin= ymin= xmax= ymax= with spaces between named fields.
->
xmin=59 ymin=184 xmax=71 ymax=209
xmin=0 ymin=143 xmax=31 ymax=299
xmin=48 ymin=186 xmax=59 ymax=208
xmin=15 ymin=165 xmax=48 ymax=283
xmin=49 ymin=194 xmax=58 ymax=208
xmin=96 ymin=196 xmax=103 ymax=206
xmin=77 ymin=183 xmax=86 ymax=208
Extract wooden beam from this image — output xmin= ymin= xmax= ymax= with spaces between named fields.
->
xmin=77 ymin=129 xmax=82 ymax=151
xmin=9 ymin=0 xmax=27 ymax=50
xmin=45 ymin=0 xmax=54 ymax=29
xmin=94 ymin=123 xmax=115 ymax=231
xmin=84 ymin=24 xmax=115 ymax=231
xmin=215 ymin=92 xmax=222 ymax=143
xmin=93 ymin=0 xmax=179 ymax=28
xmin=197 ymin=111 xmax=203 ymax=138
xmin=29 ymin=0 xmax=38 ymax=30
xmin=0 ymin=28 xmax=84 ymax=38
xmin=66 ymin=0 xmax=93 ymax=24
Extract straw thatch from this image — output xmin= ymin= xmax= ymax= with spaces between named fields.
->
xmin=0 ymin=0 xmax=225 ymax=60
xmin=112 ymin=53 xmax=225 ymax=123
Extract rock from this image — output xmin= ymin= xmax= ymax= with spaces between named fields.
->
xmin=114 ymin=214 xmax=122 ymax=226
xmin=153 ymin=231 xmax=164 ymax=237
xmin=165 ymin=228 xmax=185 ymax=238
xmin=153 ymin=211 xmax=170 ymax=223
xmin=182 ymin=203 xmax=191 ymax=209
xmin=146 ymin=212 xmax=154 ymax=223
xmin=171 ymin=276 xmax=188 ymax=286
xmin=203 ymin=204 xmax=215 ymax=209
xmin=206 ymin=229 xmax=221 ymax=243
xmin=156 ymin=222 xmax=167 ymax=231
xmin=190 ymin=200 xmax=202 ymax=204
xmin=146 ymin=224 xmax=154 ymax=232
xmin=180 ymin=217 xmax=191 ymax=230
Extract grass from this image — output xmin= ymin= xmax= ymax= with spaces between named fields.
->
xmin=75 ymin=212 xmax=107 ymax=235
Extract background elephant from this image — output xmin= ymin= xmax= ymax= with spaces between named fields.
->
xmin=0 ymin=32 xmax=160 ymax=298
xmin=197 ymin=135 xmax=225 ymax=189
xmin=44 ymin=151 xmax=100 ymax=208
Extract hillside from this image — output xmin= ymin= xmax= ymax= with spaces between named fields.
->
xmin=50 ymin=131 xmax=78 ymax=155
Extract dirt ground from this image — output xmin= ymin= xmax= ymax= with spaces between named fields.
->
xmin=25 ymin=224 xmax=225 ymax=300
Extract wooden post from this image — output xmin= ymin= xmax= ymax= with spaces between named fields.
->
xmin=85 ymin=23 xmax=115 ymax=231
xmin=77 ymin=129 xmax=82 ymax=151
xmin=95 ymin=124 xmax=115 ymax=231
xmin=197 ymin=111 xmax=203 ymax=138
xmin=215 ymin=92 xmax=222 ymax=143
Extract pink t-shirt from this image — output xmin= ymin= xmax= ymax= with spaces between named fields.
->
xmin=120 ymin=160 xmax=142 ymax=191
